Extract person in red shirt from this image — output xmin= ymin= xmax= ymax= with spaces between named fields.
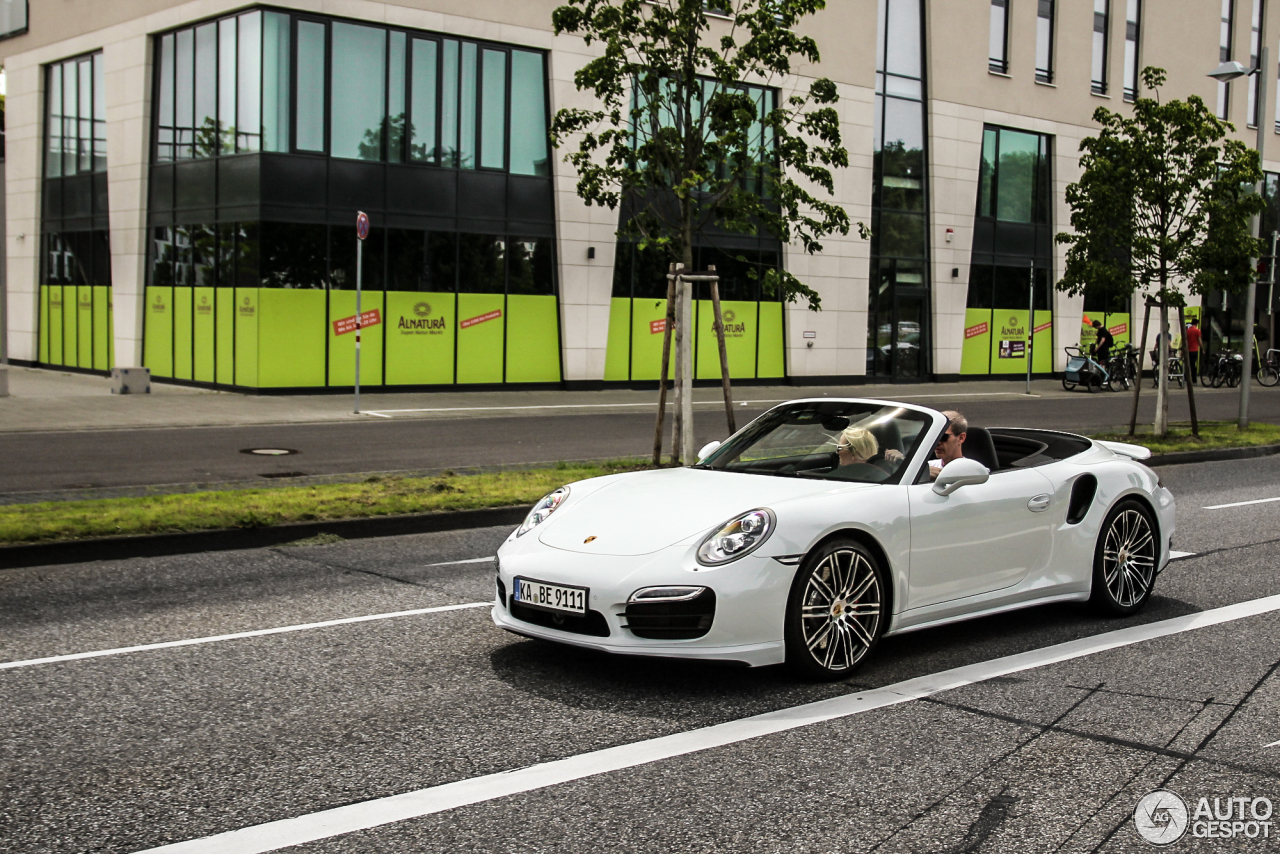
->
xmin=1186 ymin=317 xmax=1202 ymax=384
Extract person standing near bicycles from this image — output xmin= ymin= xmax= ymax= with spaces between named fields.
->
xmin=1185 ymin=317 xmax=1202 ymax=384
xmin=1091 ymin=319 xmax=1115 ymax=364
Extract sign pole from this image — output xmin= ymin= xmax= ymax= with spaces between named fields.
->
xmin=1025 ymin=259 xmax=1035 ymax=396
xmin=355 ymin=211 xmax=369 ymax=415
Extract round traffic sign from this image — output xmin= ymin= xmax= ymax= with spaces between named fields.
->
xmin=356 ymin=211 xmax=370 ymax=241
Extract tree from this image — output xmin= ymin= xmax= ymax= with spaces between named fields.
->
xmin=550 ymin=0 xmax=857 ymax=304
xmin=1058 ymin=67 xmax=1263 ymax=437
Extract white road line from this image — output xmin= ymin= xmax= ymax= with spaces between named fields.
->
xmin=0 ymin=603 xmax=491 ymax=672
xmin=132 ymin=592 xmax=1280 ymax=854
xmin=1169 ymin=550 xmax=1196 ymax=560
xmin=1267 ymin=740 xmax=1280 ymax=748
xmin=363 ymin=392 xmax=1025 ymax=416
xmin=1204 ymin=496 xmax=1280 ymax=510
xmin=422 ymin=556 xmax=495 ymax=567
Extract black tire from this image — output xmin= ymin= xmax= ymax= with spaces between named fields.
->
xmin=785 ymin=539 xmax=887 ymax=680
xmin=1171 ymin=360 xmax=1184 ymax=389
xmin=1260 ymin=364 xmax=1280 ymax=387
xmin=1062 ymin=378 xmax=1076 ymax=391
xmin=1227 ymin=365 xmax=1241 ymax=388
xmin=1089 ymin=499 xmax=1158 ymax=617
xmin=1086 ymin=373 xmax=1102 ymax=393
xmin=1211 ymin=365 xmax=1227 ymax=388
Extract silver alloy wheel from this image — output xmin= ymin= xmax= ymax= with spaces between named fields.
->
xmin=1101 ymin=508 xmax=1156 ymax=608
xmin=799 ymin=548 xmax=882 ymax=672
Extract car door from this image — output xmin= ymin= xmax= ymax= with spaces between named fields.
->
xmin=904 ymin=467 xmax=1056 ymax=611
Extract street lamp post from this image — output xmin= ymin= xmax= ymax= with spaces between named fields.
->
xmin=1209 ymin=48 xmax=1268 ymax=429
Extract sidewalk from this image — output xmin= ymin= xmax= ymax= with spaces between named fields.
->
xmin=0 ymin=365 xmax=1131 ymax=433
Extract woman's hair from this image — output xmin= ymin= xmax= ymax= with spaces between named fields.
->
xmin=838 ymin=426 xmax=878 ymax=460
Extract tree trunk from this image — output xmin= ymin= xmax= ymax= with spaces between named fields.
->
xmin=652 ymin=266 xmax=676 ymax=466
xmin=1178 ymin=304 xmax=1199 ymax=436
xmin=1154 ymin=303 xmax=1170 ymax=438
xmin=1129 ymin=300 xmax=1152 ymax=436
xmin=709 ymin=274 xmax=736 ymax=434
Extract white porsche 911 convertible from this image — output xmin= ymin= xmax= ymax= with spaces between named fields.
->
xmin=491 ymin=399 xmax=1175 ymax=680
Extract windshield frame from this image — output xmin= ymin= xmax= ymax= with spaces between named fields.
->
xmin=698 ymin=399 xmax=944 ymax=485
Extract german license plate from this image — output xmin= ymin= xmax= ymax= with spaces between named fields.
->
xmin=512 ymin=577 xmax=587 ymax=615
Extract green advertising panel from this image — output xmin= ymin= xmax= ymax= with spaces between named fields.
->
xmin=989 ymin=310 xmax=1030 ymax=375
xmin=1032 ymin=311 xmax=1053 ymax=373
xmin=235 ymin=289 xmax=259 ymax=387
xmin=62 ymin=285 xmax=77 ymax=367
xmin=173 ymin=287 xmax=194 ymax=380
xmin=506 ymin=294 xmax=561 ymax=383
xmin=385 ymin=291 xmax=455 ymax=385
xmin=76 ymin=286 xmax=93 ymax=369
xmin=695 ymin=300 xmax=758 ymax=379
xmin=143 ymin=287 xmax=173 ymax=378
xmin=216 ymin=289 xmax=235 ymax=385
xmin=328 ymin=291 xmax=385 ymax=387
xmin=258 ymin=289 xmax=326 ymax=387
xmin=1080 ymin=312 xmax=1131 ymax=352
xmin=757 ymin=302 xmax=784 ymax=378
xmin=960 ymin=309 xmax=993 ymax=374
xmin=1105 ymin=313 xmax=1131 ymax=348
xmin=193 ymin=287 xmax=216 ymax=383
xmin=93 ymin=286 xmax=111 ymax=370
xmin=48 ymin=287 xmax=64 ymax=364
xmin=456 ymin=293 xmax=505 ymax=384
xmin=629 ymin=298 xmax=669 ymax=381
xmin=603 ymin=298 xmax=631 ymax=381
xmin=107 ymin=291 xmax=115 ymax=369
xmin=38 ymin=287 xmax=50 ymax=364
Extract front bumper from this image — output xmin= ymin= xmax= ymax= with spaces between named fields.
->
xmin=491 ymin=540 xmax=792 ymax=668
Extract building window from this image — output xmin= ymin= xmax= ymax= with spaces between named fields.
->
xmin=1092 ymin=0 xmax=1109 ymax=94
xmin=46 ymin=53 xmax=106 ymax=177
xmin=1249 ymin=1 xmax=1264 ymax=126
xmin=1124 ymin=0 xmax=1141 ymax=100
xmin=0 ymin=0 xmax=27 ymax=40
xmin=989 ymin=0 xmax=1009 ymax=73
xmin=1036 ymin=0 xmax=1055 ymax=83
xmin=1219 ymin=0 xmax=1235 ymax=119
xmin=153 ymin=11 xmax=549 ymax=175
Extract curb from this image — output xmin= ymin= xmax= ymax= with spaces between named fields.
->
xmin=0 ymin=505 xmax=528 ymax=571
xmin=1145 ymin=443 xmax=1280 ymax=467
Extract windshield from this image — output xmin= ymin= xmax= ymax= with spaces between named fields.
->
xmin=699 ymin=401 xmax=933 ymax=484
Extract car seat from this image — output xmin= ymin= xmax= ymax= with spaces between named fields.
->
xmin=962 ymin=427 xmax=1000 ymax=472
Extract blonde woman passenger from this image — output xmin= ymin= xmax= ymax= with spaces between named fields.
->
xmin=833 ymin=426 xmax=890 ymax=482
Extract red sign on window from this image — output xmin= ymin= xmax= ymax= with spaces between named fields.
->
xmin=460 ymin=309 xmax=502 ymax=329
xmin=1033 ymin=321 xmax=1053 ymax=334
xmin=650 ymin=318 xmax=667 ymax=335
xmin=964 ymin=322 xmax=989 ymax=339
xmin=332 ymin=309 xmax=382 ymax=336
xmin=1109 ymin=323 xmax=1128 ymax=336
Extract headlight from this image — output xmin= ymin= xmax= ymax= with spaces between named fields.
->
xmin=516 ymin=487 xmax=569 ymax=537
xmin=696 ymin=508 xmax=775 ymax=565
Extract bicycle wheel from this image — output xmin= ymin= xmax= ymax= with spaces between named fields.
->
xmin=1062 ymin=378 xmax=1077 ymax=391
xmin=1260 ymin=364 xmax=1280 ymax=387
xmin=1170 ymin=360 xmax=1184 ymax=389
xmin=1211 ymin=364 xmax=1227 ymax=388
xmin=1228 ymin=364 xmax=1241 ymax=388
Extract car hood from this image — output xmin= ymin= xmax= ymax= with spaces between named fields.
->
xmin=538 ymin=466 xmax=864 ymax=556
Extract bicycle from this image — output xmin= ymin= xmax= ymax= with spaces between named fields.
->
xmin=1149 ymin=349 xmax=1185 ymax=389
xmin=1104 ymin=345 xmax=1139 ymax=392
xmin=1258 ymin=347 xmax=1280 ymax=387
xmin=1207 ymin=349 xmax=1243 ymax=388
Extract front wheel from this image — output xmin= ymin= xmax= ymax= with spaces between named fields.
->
xmin=1062 ymin=378 xmax=1077 ymax=391
xmin=1260 ymin=364 xmax=1280 ymax=387
xmin=1227 ymin=365 xmax=1242 ymax=388
xmin=1089 ymin=499 xmax=1158 ymax=616
xmin=785 ymin=539 xmax=887 ymax=680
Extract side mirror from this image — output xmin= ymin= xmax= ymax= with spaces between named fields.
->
xmin=697 ymin=441 xmax=722 ymax=461
xmin=932 ymin=457 xmax=990 ymax=496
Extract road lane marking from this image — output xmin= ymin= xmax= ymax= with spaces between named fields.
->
xmin=1204 ymin=496 xmax=1280 ymax=510
xmin=362 ymin=392 xmax=1025 ymax=417
xmin=0 ymin=603 xmax=491 ymax=672
xmin=1267 ymin=740 xmax=1280 ymax=748
xmin=1169 ymin=550 xmax=1196 ymax=560
xmin=422 ymin=557 xmax=495 ymax=567
xmin=132 ymin=592 xmax=1280 ymax=854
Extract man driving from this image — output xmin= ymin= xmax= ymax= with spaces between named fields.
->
xmin=928 ymin=409 xmax=967 ymax=480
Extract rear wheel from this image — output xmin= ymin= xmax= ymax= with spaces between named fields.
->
xmin=1089 ymin=499 xmax=1158 ymax=616
xmin=785 ymin=539 xmax=887 ymax=680
xmin=1086 ymin=372 xmax=1102 ymax=392
xmin=1259 ymin=363 xmax=1280 ymax=387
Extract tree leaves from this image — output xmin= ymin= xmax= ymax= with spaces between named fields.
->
xmin=550 ymin=0 xmax=854 ymax=309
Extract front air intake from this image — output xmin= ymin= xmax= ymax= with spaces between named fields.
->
xmin=623 ymin=589 xmax=717 ymax=640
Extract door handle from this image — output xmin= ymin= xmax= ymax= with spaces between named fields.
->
xmin=1028 ymin=494 xmax=1052 ymax=513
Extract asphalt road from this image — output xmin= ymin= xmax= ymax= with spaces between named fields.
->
xmin=3 ymin=384 xmax=1278 ymax=497
xmin=3 ymin=456 xmax=1280 ymax=852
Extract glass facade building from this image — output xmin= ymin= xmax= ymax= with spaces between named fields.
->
xmin=40 ymin=52 xmax=113 ymax=371
xmin=868 ymin=0 xmax=930 ymax=380
xmin=141 ymin=9 xmax=558 ymax=389
xmin=962 ymin=126 xmax=1059 ymax=375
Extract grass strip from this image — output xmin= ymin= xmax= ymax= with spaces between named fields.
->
xmin=1091 ymin=420 xmax=1280 ymax=456
xmin=0 ymin=460 xmax=651 ymax=547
